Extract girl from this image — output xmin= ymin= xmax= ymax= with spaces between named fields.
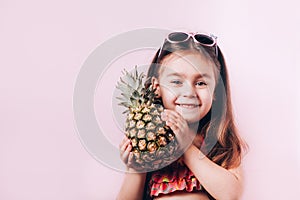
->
xmin=117 ymin=31 xmax=247 ymax=200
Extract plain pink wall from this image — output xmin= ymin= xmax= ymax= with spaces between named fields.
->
xmin=1 ymin=0 xmax=299 ymax=199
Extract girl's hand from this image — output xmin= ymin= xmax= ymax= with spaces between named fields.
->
xmin=119 ymin=136 xmax=143 ymax=172
xmin=161 ymin=109 xmax=196 ymax=152
xmin=119 ymin=136 xmax=132 ymax=165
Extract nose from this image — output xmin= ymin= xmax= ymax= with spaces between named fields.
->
xmin=181 ymin=82 xmax=196 ymax=98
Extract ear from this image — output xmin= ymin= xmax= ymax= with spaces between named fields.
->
xmin=151 ymin=77 xmax=161 ymax=98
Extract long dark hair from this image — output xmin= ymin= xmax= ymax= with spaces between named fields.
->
xmin=145 ymin=37 xmax=247 ymax=169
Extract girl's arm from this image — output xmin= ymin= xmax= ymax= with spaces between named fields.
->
xmin=162 ymin=109 xmax=243 ymax=200
xmin=117 ymin=168 xmax=147 ymax=200
xmin=183 ymin=145 xmax=244 ymax=200
xmin=116 ymin=137 xmax=147 ymax=200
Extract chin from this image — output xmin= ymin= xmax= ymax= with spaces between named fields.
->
xmin=182 ymin=116 xmax=201 ymax=124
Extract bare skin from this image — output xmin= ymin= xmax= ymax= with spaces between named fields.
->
xmin=117 ymin=51 xmax=244 ymax=200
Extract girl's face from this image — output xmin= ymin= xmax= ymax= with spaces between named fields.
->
xmin=154 ymin=51 xmax=217 ymax=123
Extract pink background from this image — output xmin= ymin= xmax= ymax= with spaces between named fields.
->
xmin=1 ymin=0 xmax=300 ymax=199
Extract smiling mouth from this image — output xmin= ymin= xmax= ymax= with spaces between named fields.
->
xmin=176 ymin=104 xmax=200 ymax=108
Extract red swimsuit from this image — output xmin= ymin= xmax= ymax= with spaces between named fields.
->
xmin=148 ymin=159 xmax=202 ymax=197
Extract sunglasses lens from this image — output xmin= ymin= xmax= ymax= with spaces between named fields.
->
xmin=168 ymin=32 xmax=189 ymax=42
xmin=194 ymin=34 xmax=215 ymax=45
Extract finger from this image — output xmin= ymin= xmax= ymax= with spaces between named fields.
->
xmin=165 ymin=114 xmax=186 ymax=130
xmin=166 ymin=118 xmax=189 ymax=141
xmin=163 ymin=111 xmax=185 ymax=127
xmin=162 ymin=111 xmax=178 ymax=125
xmin=119 ymin=136 xmax=128 ymax=149
xmin=120 ymin=138 xmax=131 ymax=152
xmin=121 ymin=143 xmax=132 ymax=163
xmin=166 ymin=120 xmax=179 ymax=134
xmin=120 ymin=139 xmax=131 ymax=160
xmin=163 ymin=109 xmax=183 ymax=120
xmin=166 ymin=118 xmax=180 ymax=130
xmin=127 ymin=152 xmax=134 ymax=166
xmin=163 ymin=113 xmax=182 ymax=133
xmin=161 ymin=111 xmax=167 ymax=121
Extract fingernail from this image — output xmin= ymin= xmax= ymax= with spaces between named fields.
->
xmin=161 ymin=112 xmax=166 ymax=120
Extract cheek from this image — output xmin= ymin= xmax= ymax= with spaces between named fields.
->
xmin=198 ymin=90 xmax=214 ymax=105
xmin=160 ymin=87 xmax=177 ymax=104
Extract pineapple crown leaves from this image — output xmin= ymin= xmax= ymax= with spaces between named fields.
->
xmin=116 ymin=66 xmax=157 ymax=112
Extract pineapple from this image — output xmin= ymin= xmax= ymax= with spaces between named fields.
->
xmin=116 ymin=66 xmax=180 ymax=171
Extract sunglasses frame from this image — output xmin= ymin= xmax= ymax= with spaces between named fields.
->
xmin=158 ymin=31 xmax=218 ymax=58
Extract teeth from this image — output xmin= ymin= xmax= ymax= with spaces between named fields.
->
xmin=178 ymin=104 xmax=199 ymax=108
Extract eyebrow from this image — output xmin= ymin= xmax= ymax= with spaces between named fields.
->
xmin=166 ymin=72 xmax=211 ymax=79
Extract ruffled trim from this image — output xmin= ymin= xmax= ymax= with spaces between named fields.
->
xmin=149 ymin=160 xmax=202 ymax=197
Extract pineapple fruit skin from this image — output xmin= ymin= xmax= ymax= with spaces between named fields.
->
xmin=125 ymin=102 xmax=180 ymax=171
xmin=117 ymin=67 xmax=180 ymax=172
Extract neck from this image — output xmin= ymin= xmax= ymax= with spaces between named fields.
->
xmin=188 ymin=122 xmax=199 ymax=133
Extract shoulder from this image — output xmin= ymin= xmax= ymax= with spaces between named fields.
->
xmin=228 ymin=164 xmax=244 ymax=182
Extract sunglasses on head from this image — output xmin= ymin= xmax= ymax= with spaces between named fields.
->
xmin=158 ymin=31 xmax=218 ymax=57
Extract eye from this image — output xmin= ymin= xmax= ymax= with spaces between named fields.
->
xmin=171 ymin=80 xmax=182 ymax=85
xmin=195 ymin=81 xmax=207 ymax=87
